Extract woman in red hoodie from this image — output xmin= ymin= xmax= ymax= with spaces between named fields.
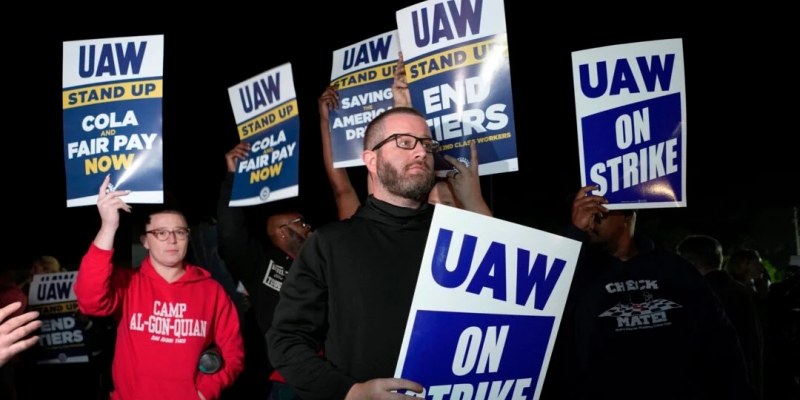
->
xmin=75 ymin=176 xmax=244 ymax=400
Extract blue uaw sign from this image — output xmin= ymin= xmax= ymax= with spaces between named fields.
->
xmin=62 ymin=34 xmax=165 ymax=208
xmin=394 ymin=206 xmax=581 ymax=400
xmin=28 ymin=272 xmax=89 ymax=364
xmin=571 ymin=39 xmax=687 ymax=209
xmin=396 ymin=0 xmax=518 ymax=176
xmin=329 ymin=31 xmax=399 ymax=168
xmin=227 ymin=63 xmax=300 ymax=207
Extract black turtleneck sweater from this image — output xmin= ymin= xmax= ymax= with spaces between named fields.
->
xmin=267 ymin=195 xmax=434 ymax=400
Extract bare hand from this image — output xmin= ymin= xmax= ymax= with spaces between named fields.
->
xmin=0 ymin=302 xmax=41 ymax=367
xmin=392 ymin=52 xmax=411 ymax=108
xmin=97 ymin=175 xmax=131 ymax=228
xmin=345 ymin=378 xmax=423 ymax=400
xmin=225 ymin=142 xmax=250 ymax=173
xmin=318 ymin=86 xmax=339 ymax=121
xmin=571 ymin=185 xmax=609 ymax=232
xmin=444 ymin=142 xmax=483 ymax=209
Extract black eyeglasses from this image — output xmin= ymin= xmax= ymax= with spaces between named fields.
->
xmin=147 ymin=228 xmax=191 ymax=241
xmin=371 ymin=133 xmax=439 ymax=153
xmin=280 ymin=217 xmax=309 ymax=230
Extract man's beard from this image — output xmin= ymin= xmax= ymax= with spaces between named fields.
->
xmin=286 ymin=228 xmax=306 ymax=256
xmin=377 ymin=157 xmax=435 ymax=201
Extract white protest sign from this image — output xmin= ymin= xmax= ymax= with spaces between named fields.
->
xmin=395 ymin=205 xmax=581 ymax=400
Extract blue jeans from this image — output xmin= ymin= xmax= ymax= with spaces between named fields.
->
xmin=269 ymin=382 xmax=301 ymax=400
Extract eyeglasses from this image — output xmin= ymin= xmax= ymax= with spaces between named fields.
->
xmin=146 ymin=228 xmax=191 ymax=241
xmin=280 ymin=217 xmax=309 ymax=230
xmin=371 ymin=133 xmax=439 ymax=153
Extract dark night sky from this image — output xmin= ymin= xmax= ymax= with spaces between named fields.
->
xmin=7 ymin=4 xmax=795 ymax=269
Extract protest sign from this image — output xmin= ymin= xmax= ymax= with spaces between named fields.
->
xmin=227 ymin=63 xmax=300 ymax=206
xmin=396 ymin=0 xmax=518 ymax=176
xmin=28 ymin=272 xmax=89 ymax=364
xmin=395 ymin=205 xmax=581 ymax=400
xmin=572 ymin=38 xmax=686 ymax=209
xmin=62 ymin=34 xmax=164 ymax=207
xmin=329 ymin=31 xmax=400 ymax=168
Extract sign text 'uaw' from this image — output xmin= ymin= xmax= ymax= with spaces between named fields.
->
xmin=62 ymin=34 xmax=165 ymax=208
xmin=571 ymin=38 xmax=687 ymax=209
xmin=395 ymin=205 xmax=582 ymax=400
xmin=227 ymin=62 xmax=301 ymax=207
xmin=329 ymin=30 xmax=400 ymax=168
xmin=396 ymin=0 xmax=519 ymax=177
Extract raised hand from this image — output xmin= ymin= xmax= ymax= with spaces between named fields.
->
xmin=0 ymin=302 xmax=41 ymax=367
xmin=97 ymin=175 xmax=131 ymax=228
xmin=571 ymin=185 xmax=609 ymax=232
xmin=318 ymin=86 xmax=339 ymax=122
xmin=444 ymin=142 xmax=486 ymax=213
xmin=392 ymin=52 xmax=411 ymax=108
xmin=225 ymin=142 xmax=250 ymax=173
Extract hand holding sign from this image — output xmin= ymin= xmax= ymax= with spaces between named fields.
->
xmin=0 ymin=302 xmax=41 ymax=367
xmin=444 ymin=143 xmax=491 ymax=216
xmin=97 ymin=174 xmax=131 ymax=228
xmin=225 ymin=142 xmax=251 ymax=173
xmin=392 ymin=52 xmax=411 ymax=108
xmin=345 ymin=378 xmax=423 ymax=400
xmin=572 ymin=185 xmax=609 ymax=232
xmin=319 ymin=86 xmax=340 ymax=121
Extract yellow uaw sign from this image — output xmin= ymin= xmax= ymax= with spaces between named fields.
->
xmin=27 ymin=272 xmax=89 ymax=364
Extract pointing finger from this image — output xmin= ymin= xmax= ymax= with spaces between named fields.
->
xmin=469 ymin=142 xmax=479 ymax=172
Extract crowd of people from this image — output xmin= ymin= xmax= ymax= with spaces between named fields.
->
xmin=1 ymin=53 xmax=799 ymax=400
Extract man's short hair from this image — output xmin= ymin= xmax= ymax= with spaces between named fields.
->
xmin=676 ymin=235 xmax=723 ymax=270
xmin=363 ymin=107 xmax=427 ymax=151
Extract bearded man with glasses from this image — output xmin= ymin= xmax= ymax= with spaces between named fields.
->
xmin=268 ymin=107 xmax=492 ymax=400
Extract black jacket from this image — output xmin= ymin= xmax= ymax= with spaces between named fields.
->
xmin=217 ymin=173 xmax=292 ymax=337
xmin=704 ymin=270 xmax=764 ymax=398
xmin=267 ymin=195 xmax=434 ymax=400
xmin=542 ymin=225 xmax=756 ymax=400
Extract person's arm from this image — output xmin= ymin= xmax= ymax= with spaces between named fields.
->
xmin=196 ymin=289 xmax=245 ymax=400
xmin=267 ymin=233 xmax=357 ymax=400
xmin=74 ymin=234 xmax=132 ymax=317
xmin=695 ymin=279 xmax=758 ymax=399
xmin=75 ymin=175 xmax=133 ymax=317
xmin=216 ymin=171 xmax=266 ymax=285
xmin=319 ymin=87 xmax=361 ymax=220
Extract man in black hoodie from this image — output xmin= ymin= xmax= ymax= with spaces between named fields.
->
xmin=267 ymin=106 xmax=491 ymax=400
xmin=217 ymin=142 xmax=313 ymax=399
xmin=541 ymin=186 xmax=756 ymax=400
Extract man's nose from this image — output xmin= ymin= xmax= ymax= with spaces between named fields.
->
xmin=411 ymin=141 xmax=428 ymax=158
xmin=167 ymin=232 xmax=178 ymax=243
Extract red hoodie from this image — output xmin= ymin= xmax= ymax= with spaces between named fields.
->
xmin=74 ymin=243 xmax=244 ymax=400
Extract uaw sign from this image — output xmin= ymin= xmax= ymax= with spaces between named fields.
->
xmin=394 ymin=206 xmax=581 ymax=400
xmin=572 ymin=38 xmax=687 ymax=209
xmin=28 ymin=272 xmax=89 ymax=364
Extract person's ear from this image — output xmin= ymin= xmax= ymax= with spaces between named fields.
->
xmin=141 ymin=235 xmax=150 ymax=250
xmin=363 ymin=150 xmax=378 ymax=174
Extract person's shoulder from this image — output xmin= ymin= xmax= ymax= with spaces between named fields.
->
xmin=313 ymin=214 xmax=367 ymax=241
